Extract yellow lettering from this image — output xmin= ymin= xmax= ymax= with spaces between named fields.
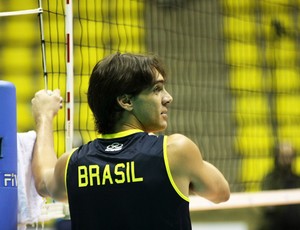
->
xmin=102 ymin=164 xmax=113 ymax=185
xmin=89 ymin=165 xmax=100 ymax=186
xmin=78 ymin=166 xmax=88 ymax=187
xmin=131 ymin=161 xmax=143 ymax=182
xmin=77 ymin=162 xmax=143 ymax=187
xmin=126 ymin=162 xmax=131 ymax=182
xmin=115 ymin=163 xmax=125 ymax=184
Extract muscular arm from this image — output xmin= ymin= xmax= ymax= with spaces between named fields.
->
xmin=31 ymin=89 xmax=68 ymax=202
xmin=167 ymin=134 xmax=230 ymax=203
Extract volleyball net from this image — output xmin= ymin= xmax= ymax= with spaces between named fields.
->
xmin=1 ymin=0 xmax=300 ymax=214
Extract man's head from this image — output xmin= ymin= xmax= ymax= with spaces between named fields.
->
xmin=87 ymin=52 xmax=168 ymax=134
xmin=274 ymin=141 xmax=296 ymax=171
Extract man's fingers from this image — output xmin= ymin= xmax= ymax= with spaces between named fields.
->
xmin=53 ymin=89 xmax=61 ymax=96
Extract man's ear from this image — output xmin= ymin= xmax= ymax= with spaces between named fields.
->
xmin=117 ymin=94 xmax=133 ymax=111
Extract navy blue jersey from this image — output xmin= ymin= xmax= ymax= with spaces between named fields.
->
xmin=65 ymin=129 xmax=191 ymax=230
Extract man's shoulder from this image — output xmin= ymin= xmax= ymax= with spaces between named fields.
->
xmin=166 ymin=133 xmax=200 ymax=160
xmin=167 ymin=133 xmax=194 ymax=148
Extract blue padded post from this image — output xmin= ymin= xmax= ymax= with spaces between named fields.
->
xmin=0 ymin=81 xmax=17 ymax=229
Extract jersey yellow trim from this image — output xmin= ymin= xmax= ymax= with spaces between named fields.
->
xmin=163 ymin=136 xmax=190 ymax=202
xmin=100 ymin=129 xmax=144 ymax=139
xmin=64 ymin=148 xmax=79 ymax=195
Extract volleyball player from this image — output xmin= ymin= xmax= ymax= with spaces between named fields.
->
xmin=31 ymin=52 xmax=230 ymax=229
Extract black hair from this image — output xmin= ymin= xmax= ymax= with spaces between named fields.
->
xmin=87 ymin=52 xmax=167 ymax=134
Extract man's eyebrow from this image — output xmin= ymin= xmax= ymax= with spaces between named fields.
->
xmin=154 ymin=79 xmax=165 ymax=84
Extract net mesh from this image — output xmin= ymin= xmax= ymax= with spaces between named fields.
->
xmin=41 ymin=0 xmax=300 ymax=194
xmin=1 ymin=0 xmax=300 ymax=205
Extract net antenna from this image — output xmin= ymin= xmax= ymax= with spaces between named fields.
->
xmin=37 ymin=0 xmax=48 ymax=90
xmin=65 ymin=0 xmax=74 ymax=152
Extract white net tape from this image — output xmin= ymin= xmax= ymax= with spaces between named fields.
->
xmin=190 ymin=188 xmax=300 ymax=211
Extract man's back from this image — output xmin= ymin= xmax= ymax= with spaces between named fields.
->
xmin=66 ymin=130 xmax=191 ymax=230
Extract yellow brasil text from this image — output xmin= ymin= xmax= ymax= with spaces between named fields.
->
xmin=78 ymin=161 xmax=144 ymax=187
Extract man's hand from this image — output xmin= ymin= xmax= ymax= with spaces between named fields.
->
xmin=31 ymin=89 xmax=63 ymax=123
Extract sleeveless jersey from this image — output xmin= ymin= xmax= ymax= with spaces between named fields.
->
xmin=65 ymin=129 xmax=191 ymax=230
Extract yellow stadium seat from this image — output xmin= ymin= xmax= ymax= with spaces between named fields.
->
xmin=223 ymin=15 xmax=257 ymax=42
xmin=118 ymin=0 xmax=144 ymax=12
xmin=17 ymin=103 xmax=34 ymax=132
xmin=226 ymin=41 xmax=259 ymax=65
xmin=221 ymin=0 xmax=256 ymax=13
xmin=3 ymin=16 xmax=39 ymax=44
xmin=229 ymin=67 xmax=265 ymax=91
xmin=240 ymin=157 xmax=273 ymax=191
xmin=260 ymin=1 xmax=293 ymax=14
xmin=235 ymin=125 xmax=274 ymax=156
xmin=2 ymin=47 xmax=33 ymax=74
xmin=275 ymin=41 xmax=297 ymax=67
xmin=276 ymin=95 xmax=300 ymax=124
xmin=274 ymin=68 xmax=300 ymax=92
xmin=234 ymin=95 xmax=270 ymax=124
xmin=265 ymin=38 xmax=297 ymax=67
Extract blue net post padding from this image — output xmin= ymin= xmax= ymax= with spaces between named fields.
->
xmin=0 ymin=81 xmax=17 ymax=229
